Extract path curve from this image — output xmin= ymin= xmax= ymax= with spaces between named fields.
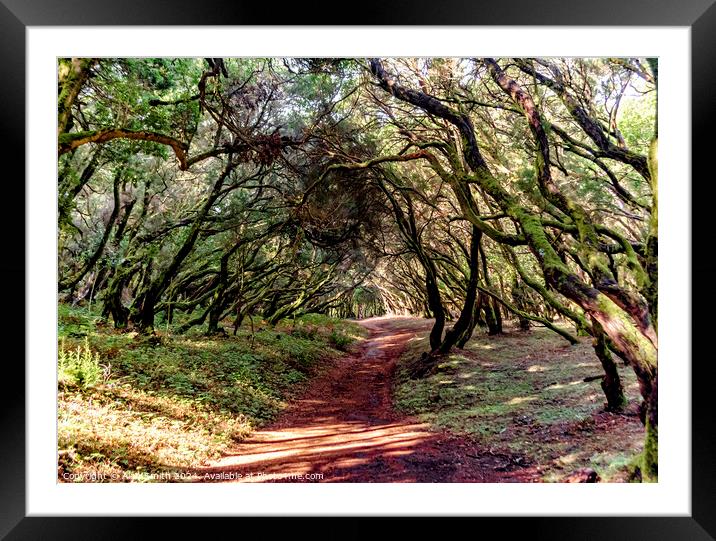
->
xmin=198 ymin=316 xmax=504 ymax=482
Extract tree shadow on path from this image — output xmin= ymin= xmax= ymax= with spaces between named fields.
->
xmin=194 ymin=317 xmax=531 ymax=483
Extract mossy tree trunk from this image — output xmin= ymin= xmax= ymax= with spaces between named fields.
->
xmin=370 ymin=57 xmax=659 ymax=479
xmin=59 ymin=169 xmax=124 ymax=294
xmin=591 ymin=318 xmax=626 ymax=412
xmin=58 ymin=58 xmax=97 ymax=136
xmin=130 ymin=161 xmax=235 ymax=333
xmin=101 ymin=263 xmax=134 ymax=329
xmin=438 ymin=225 xmax=481 ymax=354
xmin=377 ymin=170 xmax=446 ymax=351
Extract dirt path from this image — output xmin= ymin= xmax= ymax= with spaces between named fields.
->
xmin=198 ymin=316 xmax=510 ymax=482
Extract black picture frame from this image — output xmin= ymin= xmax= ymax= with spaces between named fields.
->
xmin=2 ymin=1 xmax=713 ymax=538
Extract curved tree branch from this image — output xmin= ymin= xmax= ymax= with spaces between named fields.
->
xmin=58 ymin=129 xmax=190 ymax=170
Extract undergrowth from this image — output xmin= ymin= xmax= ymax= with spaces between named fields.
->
xmin=57 ymin=303 xmax=364 ymax=482
xmin=393 ymin=324 xmax=644 ymax=482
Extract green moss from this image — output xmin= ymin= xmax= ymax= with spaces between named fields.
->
xmin=648 ymin=137 xmax=658 ymax=226
xmin=624 ymin=418 xmax=657 ymax=483
xmin=641 ymin=418 xmax=658 ymax=482
xmin=594 ymin=293 xmax=657 ymax=371
xmin=514 ymin=212 xmax=557 ymax=264
xmin=58 ymin=131 xmax=96 ymax=145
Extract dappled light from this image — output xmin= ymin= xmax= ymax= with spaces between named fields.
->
xmin=58 ymin=56 xmax=657 ymax=484
xmin=505 ymin=396 xmax=538 ymax=405
xmin=198 ymin=420 xmax=439 ymax=482
xmin=527 ymin=365 xmax=548 ymax=372
xmin=192 ymin=318 xmax=498 ymax=483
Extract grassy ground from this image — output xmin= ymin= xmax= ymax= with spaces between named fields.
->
xmin=57 ymin=304 xmax=366 ymax=482
xmin=394 ymin=322 xmax=645 ymax=482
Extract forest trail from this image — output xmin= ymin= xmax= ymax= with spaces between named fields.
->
xmin=198 ymin=316 xmax=511 ymax=482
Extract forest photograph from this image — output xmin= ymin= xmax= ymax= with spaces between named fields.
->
xmin=57 ymin=56 xmax=659 ymax=484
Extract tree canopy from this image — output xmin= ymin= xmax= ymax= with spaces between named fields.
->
xmin=58 ymin=56 xmax=659 ymax=480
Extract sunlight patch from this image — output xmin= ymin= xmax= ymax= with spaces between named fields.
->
xmin=556 ymin=452 xmax=579 ymax=466
xmin=526 ymin=364 xmax=548 ymax=372
xmin=505 ymin=395 xmax=538 ymax=405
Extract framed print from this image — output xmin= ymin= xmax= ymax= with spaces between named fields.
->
xmin=2 ymin=0 xmax=714 ymax=538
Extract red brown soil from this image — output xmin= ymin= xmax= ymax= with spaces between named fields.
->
xmin=197 ymin=316 xmax=531 ymax=483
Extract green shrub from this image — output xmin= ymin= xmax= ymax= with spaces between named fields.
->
xmin=58 ymin=337 xmax=103 ymax=389
xmin=329 ymin=329 xmax=353 ymax=351
xmin=58 ymin=304 xmax=98 ymax=338
xmin=291 ymin=324 xmax=318 ymax=340
xmin=57 ymin=302 xmax=365 ymax=481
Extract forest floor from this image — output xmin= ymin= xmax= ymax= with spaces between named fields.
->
xmin=197 ymin=317 xmax=643 ymax=482
xmin=392 ymin=319 xmax=644 ymax=482
xmin=198 ymin=316 xmax=505 ymax=482
xmin=57 ymin=306 xmax=367 ymax=482
xmin=58 ymin=307 xmax=644 ymax=483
